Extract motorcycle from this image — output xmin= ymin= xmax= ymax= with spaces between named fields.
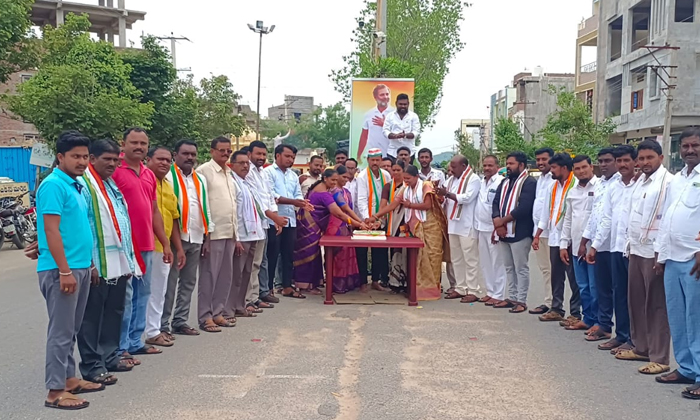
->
xmin=0 ymin=191 xmax=36 ymax=250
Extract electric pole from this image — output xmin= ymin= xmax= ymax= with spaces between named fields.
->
xmin=645 ymin=44 xmax=679 ymax=169
xmin=373 ymin=0 xmax=387 ymax=62
xmin=155 ymin=33 xmax=191 ymax=71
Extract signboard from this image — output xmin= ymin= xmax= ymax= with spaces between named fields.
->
xmin=29 ymin=143 xmax=55 ymax=168
xmin=349 ymin=78 xmax=415 ymax=166
xmin=0 ymin=182 xmax=30 ymax=206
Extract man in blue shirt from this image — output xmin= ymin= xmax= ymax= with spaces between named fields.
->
xmin=262 ymin=144 xmax=313 ymax=299
xmin=37 ymin=131 xmax=102 ymax=410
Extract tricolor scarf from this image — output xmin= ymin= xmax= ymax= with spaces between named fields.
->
xmin=498 ymin=170 xmax=529 ymax=238
xmin=232 ymin=172 xmax=265 ymax=237
xmin=447 ymin=165 xmax=474 ymax=220
xmin=549 ymin=171 xmax=577 ymax=225
xmin=83 ymin=165 xmax=143 ymax=279
xmin=169 ymin=165 xmax=210 ymax=234
xmin=386 ymin=180 xmax=406 ymax=237
xmin=366 ymin=168 xmax=386 ymax=217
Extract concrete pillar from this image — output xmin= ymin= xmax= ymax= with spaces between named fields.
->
xmin=56 ymin=9 xmax=64 ymax=26
xmin=107 ymin=30 xmax=114 ymax=44
xmin=107 ymin=0 xmax=113 ymax=7
xmin=575 ymin=42 xmax=582 ymax=86
xmin=119 ymin=16 xmax=126 ymax=47
xmin=118 ymin=0 xmax=125 ymax=9
xmin=99 ymin=0 xmax=105 ymax=6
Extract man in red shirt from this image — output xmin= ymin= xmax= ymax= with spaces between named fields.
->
xmin=113 ymin=127 xmax=173 ymax=362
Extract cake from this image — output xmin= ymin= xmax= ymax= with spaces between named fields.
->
xmin=352 ymin=230 xmax=387 ymax=240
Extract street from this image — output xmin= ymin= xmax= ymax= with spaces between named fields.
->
xmin=1 ymin=246 xmax=697 ymax=420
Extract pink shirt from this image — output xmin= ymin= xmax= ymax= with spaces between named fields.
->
xmin=113 ymin=160 xmax=157 ymax=252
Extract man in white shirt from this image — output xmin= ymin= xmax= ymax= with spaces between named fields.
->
xmin=559 ymin=155 xmax=598 ymax=332
xmin=613 ymin=140 xmax=672 ymax=376
xmin=357 ymin=84 xmax=394 ymax=161
xmin=417 ymin=148 xmax=446 ymax=187
xmin=436 ymin=155 xmax=481 ymax=302
xmin=655 ymin=129 xmax=700 ymax=391
xmin=533 ymin=153 xmax=581 ymax=323
xmin=530 ymin=148 xmax=556 ymax=315
xmin=345 ymin=158 xmax=359 ymax=211
xmin=300 ymin=155 xmax=324 ymax=197
xmin=162 ymin=140 xmax=213 ymax=337
xmin=588 ymin=145 xmax=637 ymax=352
xmin=383 ymin=93 xmax=421 ymax=159
xmin=474 ymin=155 xmax=506 ymax=305
xmin=357 ymin=148 xmax=391 ymax=290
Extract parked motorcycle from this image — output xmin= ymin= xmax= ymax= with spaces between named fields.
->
xmin=0 ymin=191 xmax=36 ymax=250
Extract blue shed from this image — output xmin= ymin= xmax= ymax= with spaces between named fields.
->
xmin=0 ymin=147 xmax=47 ymax=190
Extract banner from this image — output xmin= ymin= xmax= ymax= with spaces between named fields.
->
xmin=349 ymin=78 xmax=415 ymax=165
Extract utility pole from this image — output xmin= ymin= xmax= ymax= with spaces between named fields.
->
xmin=248 ymin=21 xmax=275 ymax=140
xmin=155 ymin=33 xmax=191 ymax=70
xmin=645 ymin=45 xmax=679 ymax=168
xmin=513 ymin=101 xmax=536 ymax=141
xmin=373 ymin=0 xmax=387 ymax=62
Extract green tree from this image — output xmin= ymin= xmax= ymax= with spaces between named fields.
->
xmin=493 ymin=117 xmax=532 ymax=162
xmin=455 ymin=129 xmax=480 ymax=170
xmin=290 ymin=102 xmax=350 ymax=156
xmin=152 ymin=75 xmax=202 ymax=148
xmin=0 ymin=0 xmax=38 ymax=84
xmin=197 ymin=74 xmax=247 ymax=140
xmin=5 ymin=14 xmax=153 ymax=144
xmin=330 ymin=0 xmax=469 ymax=127
xmin=537 ymin=87 xmax=616 ymax=157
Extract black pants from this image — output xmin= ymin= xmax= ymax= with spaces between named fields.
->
xmin=77 ymin=275 xmax=129 ymax=379
xmin=267 ymin=226 xmax=296 ymax=289
xmin=549 ymin=246 xmax=581 ymax=318
xmin=595 ymin=251 xmax=614 ymax=333
xmin=356 ymin=247 xmax=389 ymax=283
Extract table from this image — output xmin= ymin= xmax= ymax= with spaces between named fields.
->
xmin=319 ymin=236 xmax=425 ymax=306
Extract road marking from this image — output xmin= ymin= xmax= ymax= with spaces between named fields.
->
xmin=198 ymin=374 xmax=324 ymax=379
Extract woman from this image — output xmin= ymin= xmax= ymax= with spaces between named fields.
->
xmin=327 ymin=165 xmax=365 ymax=294
xmin=293 ymin=169 xmax=367 ymax=295
xmin=399 ymin=165 xmax=449 ymax=301
xmin=368 ymin=160 xmax=409 ymax=294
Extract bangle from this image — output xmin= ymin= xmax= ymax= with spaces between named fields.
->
xmin=59 ymin=270 xmax=73 ymax=276
xmin=348 ymin=217 xmax=353 ymax=225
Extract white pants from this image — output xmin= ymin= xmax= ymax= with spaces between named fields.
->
xmin=449 ymin=232 xmax=481 ymax=296
xmin=534 ymin=237 xmax=553 ymax=306
xmin=145 ymin=252 xmax=172 ymax=339
xmin=477 ymin=230 xmax=507 ymax=300
xmin=246 ymin=239 xmax=267 ymax=304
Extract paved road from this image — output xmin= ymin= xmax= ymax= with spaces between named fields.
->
xmin=1 ymin=245 xmax=697 ymax=420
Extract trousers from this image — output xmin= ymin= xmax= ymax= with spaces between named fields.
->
xmin=477 ymin=230 xmax=507 ymax=300
xmin=225 ymin=240 xmax=258 ymax=315
xmin=449 ymin=232 xmax=481 ymax=296
xmin=573 ymin=258 xmax=598 ymax=327
xmin=267 ymin=227 xmax=297 ymax=289
xmin=595 ymin=251 xmax=614 ymax=334
xmin=356 ymin=247 xmax=389 ymax=283
xmin=120 ymin=251 xmax=153 ymax=353
xmin=161 ymin=240 xmax=201 ymax=332
xmin=550 ymin=246 xmax=581 ymax=318
xmin=39 ymin=268 xmax=91 ymax=389
xmin=144 ymin=253 xmax=173 ymax=339
xmin=247 ymin=236 xmax=268 ymax=304
xmin=198 ymin=238 xmax=235 ymax=325
xmin=610 ymin=252 xmax=631 ymax=343
xmin=500 ymin=238 xmax=532 ymax=304
xmin=665 ymin=259 xmax=700 ymax=381
xmin=535 ymin=237 xmax=553 ymax=306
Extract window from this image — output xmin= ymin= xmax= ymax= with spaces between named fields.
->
xmin=631 ymin=90 xmax=644 ymax=112
xmin=675 ymin=0 xmax=694 ymax=22
xmin=24 ymin=134 xmax=40 ymax=143
xmin=294 ymin=112 xmax=302 ymax=122
xmin=20 ymin=74 xmax=32 ymax=83
xmin=609 ymin=16 xmax=623 ymax=61
xmin=649 ymin=70 xmax=659 ymax=98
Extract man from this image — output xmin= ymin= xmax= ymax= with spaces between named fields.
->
xmin=300 ymin=155 xmax=324 ymax=197
xmin=614 ymin=140 xmax=672 ymax=376
xmin=225 ymin=151 xmax=268 ymax=318
xmin=335 ymin=149 xmax=348 ymax=166
xmin=77 ymin=139 xmax=138 ymax=387
xmin=492 ymin=151 xmax=537 ymax=313
xmin=37 ymin=131 xmax=101 ymax=410
xmin=162 ymin=140 xmax=212 ymax=338
xmin=263 ymin=144 xmax=314 ymax=298
xmin=530 ymin=147 xmax=556 ymax=315
xmin=246 ymin=141 xmax=287 ymax=307
xmin=559 ymin=155 xmax=598 ymax=332
xmin=358 ymin=84 xmax=394 ymax=160
xmin=144 ymin=146 xmax=186 ymax=347
xmin=437 ymin=155 xmax=481 ymax=303
xmin=534 ymin=153 xmax=581 ymax=324
xmin=345 ymin=158 xmax=360 ymax=210
xmin=418 ymin=148 xmax=446 ymax=186
xmin=473 ymin=155 xmax=506 ymax=305
xmin=197 ymin=136 xmax=239 ymax=331
xmin=655 ymin=128 xmax=700 ymax=394
xmin=580 ymin=148 xmax=619 ymax=342
xmin=381 ymin=156 xmax=394 ymax=172
xmin=383 ymin=93 xmax=421 ymax=160
xmin=396 ymin=146 xmax=413 ymax=166
xmin=357 ymin=148 xmax=392 ymax=290
xmin=113 ymin=127 xmax=172 ymax=358
xmin=588 ymin=145 xmax=637 ymax=352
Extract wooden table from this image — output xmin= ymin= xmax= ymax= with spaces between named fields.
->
xmin=320 ymin=236 xmax=425 ymax=306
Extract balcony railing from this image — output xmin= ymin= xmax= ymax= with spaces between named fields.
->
xmin=578 ymin=14 xmax=599 ymax=38
xmin=581 ymin=61 xmax=597 ymax=73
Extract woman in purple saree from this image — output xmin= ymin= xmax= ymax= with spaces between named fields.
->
xmin=293 ymin=168 xmax=367 ymax=295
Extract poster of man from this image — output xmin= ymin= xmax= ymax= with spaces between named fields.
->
xmin=350 ymin=78 xmax=415 ymax=165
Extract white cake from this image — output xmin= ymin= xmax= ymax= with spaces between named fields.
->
xmin=352 ymin=230 xmax=387 ymax=240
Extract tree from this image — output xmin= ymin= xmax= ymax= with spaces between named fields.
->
xmin=455 ymin=129 xmax=480 ymax=170
xmin=197 ymin=74 xmax=247 ymax=141
xmin=537 ymin=87 xmax=616 ymax=157
xmin=150 ymin=75 xmax=202 ymax=148
xmin=493 ymin=117 xmax=532 ymax=163
xmin=0 ymin=0 xmax=38 ymax=84
xmin=284 ymin=102 xmax=350 ymax=156
xmin=330 ymin=0 xmax=469 ymax=127
xmin=5 ymin=14 xmax=153 ymax=144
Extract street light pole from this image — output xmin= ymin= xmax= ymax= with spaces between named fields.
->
xmin=248 ymin=21 xmax=275 ymax=141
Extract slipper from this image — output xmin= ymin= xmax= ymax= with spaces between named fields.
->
xmin=120 ymin=353 xmax=141 ymax=366
xmin=282 ymin=291 xmax=306 ymax=299
xmin=597 ymin=338 xmax=624 ymax=350
xmin=44 ymin=392 xmax=89 ymax=410
xmin=509 ymin=304 xmax=527 ymax=313
xmin=145 ymin=333 xmax=174 ymax=347
xmin=89 ymin=373 xmax=118 ymax=386
xmin=213 ymin=316 xmax=236 ymax=327
xmin=200 ymin=323 xmax=221 ymax=333
xmin=235 ymin=310 xmax=257 ymax=318
xmin=493 ymin=300 xmax=515 ymax=309
xmin=111 ymin=358 xmax=134 ymax=372
xmin=611 ymin=342 xmax=634 ymax=356
xmin=246 ymin=305 xmax=264 ymax=314
xmin=656 ymin=369 xmax=696 ymax=384
xmin=638 ymin=362 xmax=670 ymax=375
xmin=68 ymin=380 xmax=105 ymax=395
xmin=615 ymin=349 xmax=650 ymax=361
xmin=173 ymin=325 xmax=200 ymax=336
xmin=682 ymin=384 xmax=700 ymax=400
xmin=585 ymin=329 xmax=612 ymax=342
xmin=565 ymin=321 xmax=591 ymax=331
xmin=131 ymin=345 xmax=162 ymax=355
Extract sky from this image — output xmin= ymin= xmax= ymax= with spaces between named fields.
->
xmin=80 ymin=0 xmax=595 ymax=155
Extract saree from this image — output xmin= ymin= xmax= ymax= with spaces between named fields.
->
xmin=385 ymin=182 xmax=408 ymax=292
xmin=293 ymin=191 xmax=336 ymax=290
xmin=326 ymin=187 xmax=362 ymax=294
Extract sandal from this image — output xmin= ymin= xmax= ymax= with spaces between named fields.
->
xmin=225 ymin=316 xmax=237 ymax=325
xmin=656 ymin=369 xmax=696 ymax=384
xmin=246 ymin=305 xmax=264 ymax=314
xmin=638 ymin=362 xmax=670 ymax=375
xmin=485 ymin=298 xmax=500 ymax=307
xmin=131 ymin=344 xmax=162 ymax=355
xmin=45 ymin=392 xmax=89 ymax=410
xmin=200 ymin=321 xmax=221 ymax=333
xmin=213 ymin=316 xmax=236 ymax=328
xmin=282 ymin=291 xmax=306 ymax=299
xmin=565 ymin=320 xmax=590 ymax=331
xmin=145 ymin=333 xmax=174 ymax=347
xmin=68 ymin=379 xmax=105 ymax=395
xmin=509 ymin=304 xmax=527 ymax=313
xmin=173 ymin=325 xmax=200 ymax=336
xmin=89 ymin=373 xmax=118 ymax=386
xmin=493 ymin=300 xmax=515 ymax=309
xmin=235 ymin=310 xmax=257 ymax=318
xmin=585 ymin=329 xmax=612 ymax=342
xmin=120 ymin=353 xmax=141 ymax=366
xmin=682 ymin=383 xmax=700 ymax=400
xmin=161 ymin=331 xmax=176 ymax=341
xmin=597 ymin=338 xmax=623 ymax=351
xmin=111 ymin=358 xmax=134 ymax=372
xmin=611 ymin=342 xmax=634 ymax=355
xmin=615 ymin=349 xmax=650 ymax=361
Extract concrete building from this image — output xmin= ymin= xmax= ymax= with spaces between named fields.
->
xmin=596 ymin=0 xmax=699 ymax=171
xmin=460 ymin=119 xmax=490 ymax=151
xmin=575 ymin=0 xmax=600 ymax=115
xmin=489 ymin=87 xmax=516 ymax=147
xmin=508 ymin=69 xmax=575 ymax=141
xmin=268 ymin=95 xmax=316 ymax=123
xmin=0 ymin=71 xmax=40 ymax=147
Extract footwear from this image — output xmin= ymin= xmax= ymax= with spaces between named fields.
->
xmin=45 ymin=392 xmax=89 ymax=410
xmin=444 ymin=291 xmax=465 ymax=300
xmin=564 ymin=320 xmax=590 ymax=331
xmin=656 ymin=369 xmax=695 ymax=384
xmin=88 ymin=373 xmax=118 ymax=386
xmin=261 ymin=294 xmax=280 ymax=304
xmin=478 ymin=295 xmax=492 ymax=303
xmin=585 ymin=329 xmax=612 ymax=342
xmin=528 ymin=305 xmax=549 ymax=315
xmin=597 ymin=338 xmax=623 ymax=351
xmin=131 ymin=344 xmax=162 ymax=355
xmin=67 ymin=380 xmax=105 ymax=395
xmin=460 ymin=294 xmax=479 ymax=303
xmin=199 ymin=321 xmax=221 ymax=333
xmin=682 ymin=384 xmax=700 ymax=400
xmin=509 ymin=303 xmax=527 ymax=313
xmin=145 ymin=333 xmax=174 ymax=347
xmin=615 ymin=349 xmax=650 ymax=361
xmin=559 ymin=316 xmax=580 ymax=327
xmin=485 ymin=298 xmax=500 ymax=307
xmin=539 ymin=311 xmax=564 ymax=322
xmin=173 ymin=325 xmax=200 ymax=336
xmin=161 ymin=331 xmax=176 ymax=341
xmin=638 ymin=362 xmax=670 ymax=375
xmin=257 ymin=301 xmax=275 ymax=309
xmin=493 ymin=299 xmax=515 ymax=309
xmin=610 ymin=342 xmax=633 ymax=355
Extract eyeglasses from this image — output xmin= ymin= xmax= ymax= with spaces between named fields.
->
xmin=216 ymin=149 xmax=233 ymax=155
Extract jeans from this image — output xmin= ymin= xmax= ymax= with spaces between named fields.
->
xmin=610 ymin=252 xmax=631 ymax=343
xmin=573 ymin=257 xmax=598 ymax=327
xmin=665 ymin=259 xmax=700 ymax=381
xmin=594 ymin=251 xmax=614 ymax=334
xmin=258 ymin=235 xmax=271 ymax=298
xmin=120 ymin=251 xmax=153 ymax=353
xmin=267 ymin=227 xmax=296 ymax=289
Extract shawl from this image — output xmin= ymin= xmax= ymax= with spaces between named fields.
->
xmin=549 ymin=171 xmax=577 ymax=225
xmin=169 ymin=164 xmax=210 ymax=234
xmin=498 ymin=170 xmax=529 ymax=238
xmin=232 ymin=172 xmax=265 ymax=237
xmin=448 ymin=165 xmax=474 ymax=220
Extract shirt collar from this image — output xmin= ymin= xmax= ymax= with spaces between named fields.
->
xmin=643 ymin=165 xmax=666 ymax=183
xmin=120 ymin=159 xmax=145 ymax=173
xmin=210 ymin=160 xmax=230 ymax=174
xmin=681 ymin=164 xmax=700 ymax=177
